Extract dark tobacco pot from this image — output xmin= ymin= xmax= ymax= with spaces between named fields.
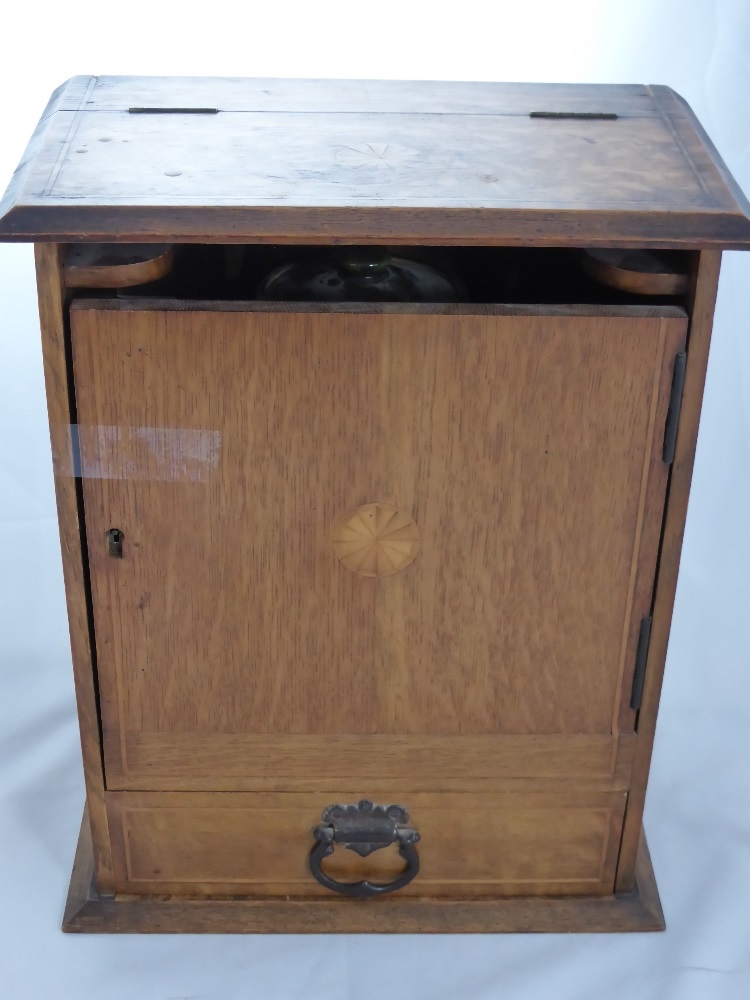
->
xmin=256 ymin=247 xmax=465 ymax=302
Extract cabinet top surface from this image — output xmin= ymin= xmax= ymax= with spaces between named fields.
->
xmin=1 ymin=76 xmax=749 ymax=247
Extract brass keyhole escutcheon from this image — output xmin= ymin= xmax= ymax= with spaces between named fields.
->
xmin=333 ymin=503 xmax=420 ymax=578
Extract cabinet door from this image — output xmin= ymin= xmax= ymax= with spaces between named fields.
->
xmin=71 ymin=301 xmax=686 ymax=792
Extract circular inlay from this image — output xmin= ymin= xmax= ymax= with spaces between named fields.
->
xmin=334 ymin=143 xmax=422 ymax=170
xmin=333 ymin=503 xmax=420 ymax=578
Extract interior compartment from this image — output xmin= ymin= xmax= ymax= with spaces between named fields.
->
xmin=67 ymin=244 xmax=692 ymax=307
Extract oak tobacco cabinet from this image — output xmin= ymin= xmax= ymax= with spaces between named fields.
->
xmin=2 ymin=77 xmax=749 ymax=934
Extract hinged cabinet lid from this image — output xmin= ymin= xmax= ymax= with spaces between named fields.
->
xmin=1 ymin=77 xmax=749 ymax=247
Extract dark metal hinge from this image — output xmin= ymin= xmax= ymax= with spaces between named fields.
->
xmin=630 ymin=616 xmax=653 ymax=711
xmin=128 ymin=107 xmax=219 ymax=114
xmin=662 ymin=351 xmax=687 ymax=464
xmin=529 ymin=111 xmax=618 ymax=120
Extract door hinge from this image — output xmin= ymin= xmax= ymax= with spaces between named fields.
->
xmin=662 ymin=351 xmax=687 ymax=465
xmin=630 ymin=616 xmax=653 ymax=711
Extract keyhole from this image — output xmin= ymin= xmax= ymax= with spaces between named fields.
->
xmin=106 ymin=528 xmax=124 ymax=558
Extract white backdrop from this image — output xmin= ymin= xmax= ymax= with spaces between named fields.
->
xmin=1 ymin=2 xmax=749 ymax=998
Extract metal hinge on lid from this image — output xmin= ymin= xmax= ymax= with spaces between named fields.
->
xmin=128 ymin=107 xmax=219 ymax=114
xmin=529 ymin=111 xmax=618 ymax=120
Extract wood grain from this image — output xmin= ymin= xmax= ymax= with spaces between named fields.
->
xmin=2 ymin=79 xmax=748 ymax=246
xmin=110 ymin=733 xmax=636 ymax=791
xmin=105 ymin=790 xmax=626 ymax=898
xmin=0 ymin=79 xmax=95 ymax=227
xmin=69 ymin=302 xmax=684 ymax=791
xmin=646 ymin=86 xmax=750 ymax=228
xmin=64 ymin=806 xmax=664 ymax=932
xmin=28 ymin=116 xmax=710 ymax=207
xmin=52 ymin=77 xmax=667 ymax=115
xmin=34 ymin=244 xmax=114 ymax=891
xmin=615 ymin=249 xmax=722 ymax=890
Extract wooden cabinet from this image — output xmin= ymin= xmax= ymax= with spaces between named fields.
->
xmin=2 ymin=77 xmax=749 ymax=933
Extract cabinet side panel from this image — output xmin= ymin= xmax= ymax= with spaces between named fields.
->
xmin=615 ymin=249 xmax=722 ymax=891
xmin=34 ymin=243 xmax=114 ymax=891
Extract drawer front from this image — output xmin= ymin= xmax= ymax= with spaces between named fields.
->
xmin=107 ymin=790 xmax=627 ymax=898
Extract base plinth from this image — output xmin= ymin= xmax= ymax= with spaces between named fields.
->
xmin=62 ymin=808 xmax=665 ymax=934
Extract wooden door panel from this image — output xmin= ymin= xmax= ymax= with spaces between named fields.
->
xmin=70 ymin=301 xmax=686 ymax=787
xmin=106 ymin=789 xmax=627 ymax=898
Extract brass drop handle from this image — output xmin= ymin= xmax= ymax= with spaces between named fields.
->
xmin=309 ymin=800 xmax=420 ymax=898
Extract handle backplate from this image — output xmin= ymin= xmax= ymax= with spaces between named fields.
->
xmin=309 ymin=799 xmax=420 ymax=898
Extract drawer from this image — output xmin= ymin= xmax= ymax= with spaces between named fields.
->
xmin=107 ymin=790 xmax=627 ymax=898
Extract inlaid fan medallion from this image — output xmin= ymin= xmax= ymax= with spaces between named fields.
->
xmin=332 ymin=503 xmax=421 ymax=578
